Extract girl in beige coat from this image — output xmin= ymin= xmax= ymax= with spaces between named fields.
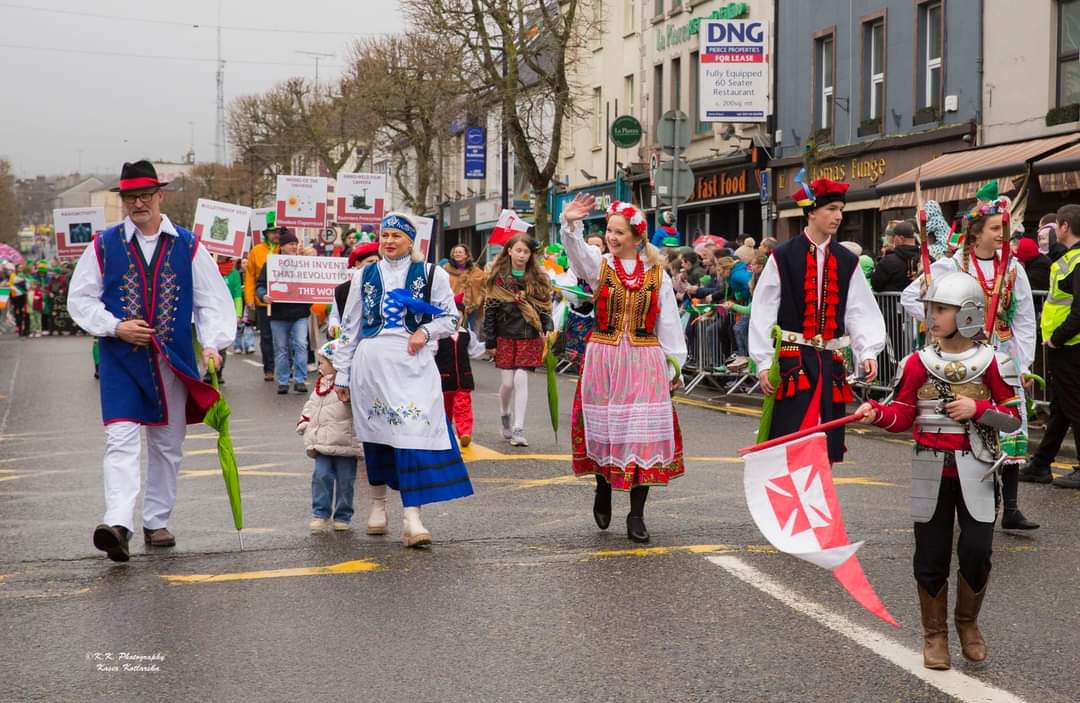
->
xmin=297 ymin=340 xmax=364 ymax=532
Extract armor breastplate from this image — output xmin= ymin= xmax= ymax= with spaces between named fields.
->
xmin=913 ymin=343 xmax=998 ymax=461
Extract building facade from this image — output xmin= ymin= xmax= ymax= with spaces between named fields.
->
xmin=770 ymin=0 xmax=981 ymax=248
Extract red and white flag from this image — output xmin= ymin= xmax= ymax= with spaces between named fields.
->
xmin=743 ymin=432 xmax=897 ymax=627
xmin=488 ymin=209 xmax=531 ymax=247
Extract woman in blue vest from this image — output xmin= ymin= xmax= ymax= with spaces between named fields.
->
xmin=67 ymin=160 xmax=237 ymax=562
xmin=333 ymin=213 xmax=473 ymax=547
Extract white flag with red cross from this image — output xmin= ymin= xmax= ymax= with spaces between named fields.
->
xmin=743 ymin=432 xmax=897 ymax=627
xmin=488 ymin=209 xmax=532 ymax=248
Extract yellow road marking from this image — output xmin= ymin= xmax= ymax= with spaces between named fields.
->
xmin=673 ymin=396 xmax=763 ymax=417
xmin=463 ymin=442 xmax=742 ymax=464
xmin=834 ymin=477 xmax=895 ymax=487
xmin=179 ymin=463 xmax=290 ymax=479
xmin=589 ymin=543 xmax=776 ymax=558
xmin=161 ymin=559 xmax=381 ymax=584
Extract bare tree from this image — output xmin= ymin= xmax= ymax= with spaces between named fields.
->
xmin=403 ymin=0 xmax=592 ymax=237
xmin=160 ymin=162 xmax=259 ymax=227
xmin=0 ymin=160 xmax=18 ymax=244
xmin=228 ymin=77 xmax=378 ymax=203
xmin=344 ymin=33 xmax=468 ymax=213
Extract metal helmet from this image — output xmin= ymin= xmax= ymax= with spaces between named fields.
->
xmin=920 ymin=271 xmax=985 ymax=338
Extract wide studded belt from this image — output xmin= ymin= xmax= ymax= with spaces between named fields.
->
xmin=778 ymin=329 xmax=851 ymax=351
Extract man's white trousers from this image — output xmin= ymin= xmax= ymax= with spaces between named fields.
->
xmin=102 ymin=355 xmax=187 ymax=531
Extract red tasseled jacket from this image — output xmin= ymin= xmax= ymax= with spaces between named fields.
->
xmin=869 ymin=351 xmax=1020 ymax=476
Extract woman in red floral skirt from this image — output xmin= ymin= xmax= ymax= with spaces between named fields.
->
xmin=560 ymin=194 xmax=687 ymax=543
xmin=483 ymin=233 xmax=553 ymax=447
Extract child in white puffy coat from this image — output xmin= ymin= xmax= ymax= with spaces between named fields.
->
xmin=297 ymin=340 xmax=363 ymax=532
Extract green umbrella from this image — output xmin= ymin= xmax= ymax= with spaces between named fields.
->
xmin=755 ymin=326 xmax=783 ymax=443
xmin=203 ymin=357 xmax=245 ymax=550
xmin=544 ymin=337 xmax=560 ymax=440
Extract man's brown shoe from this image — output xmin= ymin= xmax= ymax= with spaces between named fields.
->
xmin=264 ymin=372 xmax=274 ymax=382
xmin=143 ymin=527 xmax=176 ymax=548
xmin=93 ymin=524 xmax=131 ymax=562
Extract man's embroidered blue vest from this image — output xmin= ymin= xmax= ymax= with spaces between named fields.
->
xmin=95 ymin=224 xmax=205 ymax=425
xmin=359 ymin=261 xmax=433 ymax=337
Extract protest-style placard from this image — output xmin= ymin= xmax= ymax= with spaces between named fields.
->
xmin=412 ymin=215 xmax=435 ymax=260
xmin=53 ymin=207 xmax=106 ymax=261
xmin=250 ymin=207 xmax=273 ymax=247
xmin=192 ymin=199 xmax=252 ymax=259
xmin=265 ymin=254 xmax=351 ymax=304
xmin=335 ymin=172 xmax=387 ymax=226
xmin=275 ymin=175 xmax=328 ymax=229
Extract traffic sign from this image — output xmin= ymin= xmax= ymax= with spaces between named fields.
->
xmin=654 ymin=158 xmax=695 ymax=206
xmin=759 ymin=169 xmax=770 ymax=204
xmin=656 ymin=110 xmax=691 ymax=155
xmin=610 ymin=115 xmax=643 ymax=148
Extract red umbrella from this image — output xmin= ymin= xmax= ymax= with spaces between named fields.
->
xmin=693 ymin=235 xmax=727 ymax=249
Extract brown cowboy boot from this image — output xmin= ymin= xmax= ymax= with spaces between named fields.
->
xmin=918 ymin=583 xmax=951 ymax=670
xmin=955 ymin=575 xmax=988 ymax=663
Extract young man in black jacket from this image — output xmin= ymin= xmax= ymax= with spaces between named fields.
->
xmin=871 ymin=221 xmax=919 ymax=292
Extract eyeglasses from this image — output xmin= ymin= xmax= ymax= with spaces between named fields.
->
xmin=120 ymin=190 xmax=160 ymax=205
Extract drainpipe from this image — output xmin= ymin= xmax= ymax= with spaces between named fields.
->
xmin=976 ymin=0 xmax=984 ymax=146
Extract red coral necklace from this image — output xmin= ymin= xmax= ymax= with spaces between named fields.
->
xmin=613 ymin=256 xmax=645 ymax=289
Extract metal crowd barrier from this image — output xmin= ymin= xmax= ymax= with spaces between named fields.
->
xmin=861 ymin=290 xmax=1051 ymax=406
xmin=545 ymin=288 xmax=1054 ymax=406
xmin=681 ymin=309 xmax=758 ymax=395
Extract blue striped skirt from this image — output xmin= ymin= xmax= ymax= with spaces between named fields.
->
xmin=363 ymin=427 xmax=473 ymax=508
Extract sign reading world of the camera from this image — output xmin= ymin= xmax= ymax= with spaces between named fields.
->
xmin=699 ymin=20 xmax=769 ymax=122
xmin=335 ymin=172 xmax=387 ymax=226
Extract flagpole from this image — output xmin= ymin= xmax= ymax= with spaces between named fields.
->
xmin=738 ymin=413 xmax=861 ymax=455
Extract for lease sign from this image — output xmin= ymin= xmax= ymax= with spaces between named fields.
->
xmin=699 ymin=20 xmax=769 ymax=122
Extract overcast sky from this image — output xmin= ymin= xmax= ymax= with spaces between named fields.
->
xmin=0 ymin=0 xmax=405 ymax=178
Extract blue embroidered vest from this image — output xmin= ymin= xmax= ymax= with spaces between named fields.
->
xmin=95 ymin=224 xmax=213 ymax=425
xmin=359 ymin=261 xmax=433 ymax=337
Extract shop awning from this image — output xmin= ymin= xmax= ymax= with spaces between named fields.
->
xmin=876 ymin=133 xmax=1080 ymax=209
xmin=1034 ymin=142 xmax=1080 ymax=193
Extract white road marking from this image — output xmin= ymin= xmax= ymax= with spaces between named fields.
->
xmin=242 ymin=359 xmax=263 ymax=368
xmin=707 ymin=555 xmax=1028 ymax=703
xmin=0 ymin=355 xmax=19 ymax=436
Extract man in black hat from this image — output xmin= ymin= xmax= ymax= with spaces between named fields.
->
xmin=68 ymin=160 xmax=237 ymax=561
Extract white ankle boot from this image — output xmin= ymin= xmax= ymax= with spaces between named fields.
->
xmin=402 ymin=506 xmax=432 ymax=548
xmin=366 ymin=484 xmax=388 ymax=536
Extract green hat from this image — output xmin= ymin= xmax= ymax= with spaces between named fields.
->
xmin=556 ymin=254 xmax=568 ymax=270
xmin=265 ymin=210 xmax=277 ymax=230
xmin=545 ymin=243 xmax=565 ymax=255
xmin=975 ymin=181 xmax=999 ymax=202
xmin=662 ymin=236 xmax=681 ymax=247
xmin=36 ymin=260 xmax=48 ymax=272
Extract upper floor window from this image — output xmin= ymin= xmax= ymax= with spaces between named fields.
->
xmin=863 ymin=19 xmax=885 ymax=120
xmin=918 ymin=2 xmax=943 ymax=109
xmin=1059 ymin=0 xmax=1080 ymax=106
xmin=815 ymin=33 xmax=835 ymax=130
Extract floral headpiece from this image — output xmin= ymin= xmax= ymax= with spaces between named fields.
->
xmin=606 ymin=200 xmax=648 ymax=236
xmin=964 ymin=181 xmax=1011 ymax=223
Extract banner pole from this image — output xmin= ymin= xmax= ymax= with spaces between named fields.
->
xmin=738 ymin=413 xmax=861 ymax=455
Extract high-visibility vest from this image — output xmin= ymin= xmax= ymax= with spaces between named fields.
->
xmin=1041 ymin=247 xmax=1080 ymax=345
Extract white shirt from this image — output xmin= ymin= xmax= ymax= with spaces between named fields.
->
xmin=333 ymin=254 xmax=459 ymax=387
xmin=560 ymin=217 xmax=687 ymax=370
xmin=67 ymin=214 xmax=237 ymax=350
xmin=899 ymin=253 xmax=1036 ymax=373
xmin=749 ymin=231 xmax=887 ymax=371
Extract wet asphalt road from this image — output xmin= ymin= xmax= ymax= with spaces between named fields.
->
xmin=2 ymin=334 xmax=1079 ymax=703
